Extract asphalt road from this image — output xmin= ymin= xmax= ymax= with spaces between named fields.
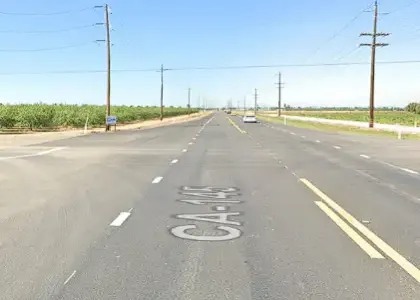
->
xmin=1 ymin=112 xmax=420 ymax=299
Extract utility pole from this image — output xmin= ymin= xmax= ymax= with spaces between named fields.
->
xmin=157 ymin=64 xmax=170 ymax=120
xmin=243 ymin=96 xmax=246 ymax=115
xmin=187 ymin=88 xmax=191 ymax=114
xmin=276 ymin=72 xmax=284 ymax=117
xmin=360 ymin=0 xmax=389 ymax=128
xmin=160 ymin=64 xmax=164 ymax=120
xmin=105 ymin=4 xmax=111 ymax=131
xmin=254 ymin=89 xmax=258 ymax=115
xmin=94 ymin=4 xmax=112 ymax=131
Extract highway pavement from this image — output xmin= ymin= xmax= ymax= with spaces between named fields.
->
xmin=1 ymin=112 xmax=420 ymax=299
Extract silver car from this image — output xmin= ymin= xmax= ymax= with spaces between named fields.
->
xmin=243 ymin=115 xmax=257 ymax=123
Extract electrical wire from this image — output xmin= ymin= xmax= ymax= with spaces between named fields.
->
xmin=1 ymin=60 xmax=420 ymax=76
xmin=387 ymin=0 xmax=420 ymax=15
xmin=0 ymin=7 xmax=94 ymax=16
xmin=0 ymin=41 xmax=93 ymax=52
xmin=304 ymin=1 xmax=374 ymax=62
xmin=0 ymin=24 xmax=96 ymax=34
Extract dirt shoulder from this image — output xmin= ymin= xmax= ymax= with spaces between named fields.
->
xmin=0 ymin=112 xmax=212 ymax=147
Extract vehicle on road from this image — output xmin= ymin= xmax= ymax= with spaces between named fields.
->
xmin=243 ymin=115 xmax=257 ymax=123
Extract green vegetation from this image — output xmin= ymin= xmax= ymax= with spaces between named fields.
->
xmin=257 ymin=115 xmax=420 ymax=140
xmin=406 ymin=102 xmax=420 ymax=114
xmin=0 ymin=104 xmax=198 ymax=130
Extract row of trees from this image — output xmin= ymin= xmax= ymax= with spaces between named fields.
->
xmin=405 ymin=102 xmax=420 ymax=114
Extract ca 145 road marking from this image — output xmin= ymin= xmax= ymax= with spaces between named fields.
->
xmin=170 ymin=186 xmax=243 ymax=241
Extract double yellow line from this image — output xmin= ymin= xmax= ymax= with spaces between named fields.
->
xmin=227 ymin=117 xmax=247 ymax=134
xmin=301 ymin=178 xmax=420 ymax=283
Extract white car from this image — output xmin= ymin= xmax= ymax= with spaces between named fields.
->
xmin=243 ymin=115 xmax=257 ymax=123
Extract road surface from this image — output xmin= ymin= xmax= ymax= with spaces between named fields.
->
xmin=1 ymin=112 xmax=420 ymax=299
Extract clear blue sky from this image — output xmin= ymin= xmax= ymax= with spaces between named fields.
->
xmin=0 ymin=0 xmax=419 ymax=108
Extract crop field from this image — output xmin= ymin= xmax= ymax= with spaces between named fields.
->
xmin=260 ymin=110 xmax=419 ymax=127
xmin=0 ymin=104 xmax=198 ymax=130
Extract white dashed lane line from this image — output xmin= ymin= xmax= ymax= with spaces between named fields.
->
xmin=360 ymin=154 xmax=370 ymax=159
xmin=182 ymin=149 xmax=187 ymax=152
xmin=110 ymin=210 xmax=132 ymax=226
xmin=333 ymin=146 xmax=341 ymax=150
xmin=171 ymin=159 xmax=179 ymax=164
xmin=316 ymin=140 xmax=321 ymax=143
xmin=152 ymin=176 xmax=163 ymax=184
xmin=64 ymin=270 xmax=77 ymax=286
xmin=188 ymin=142 xmax=193 ymax=145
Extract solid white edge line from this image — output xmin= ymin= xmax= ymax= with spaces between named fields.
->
xmin=152 ymin=176 xmax=163 ymax=184
xmin=110 ymin=212 xmax=131 ymax=226
xmin=36 ymin=147 xmax=67 ymax=156
xmin=401 ymin=168 xmax=419 ymax=175
xmin=171 ymin=159 xmax=179 ymax=164
xmin=0 ymin=147 xmax=67 ymax=161
xmin=360 ymin=154 xmax=370 ymax=159
xmin=64 ymin=270 xmax=77 ymax=285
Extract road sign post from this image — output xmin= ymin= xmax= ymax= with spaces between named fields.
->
xmin=106 ymin=115 xmax=117 ymax=131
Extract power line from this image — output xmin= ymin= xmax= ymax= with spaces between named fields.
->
xmin=0 ymin=24 xmax=96 ymax=34
xmin=0 ymin=7 xmax=94 ymax=16
xmin=387 ymin=0 xmax=420 ymax=15
xmin=1 ymin=60 xmax=420 ymax=76
xmin=0 ymin=41 xmax=94 ymax=52
xmin=305 ymin=1 xmax=375 ymax=61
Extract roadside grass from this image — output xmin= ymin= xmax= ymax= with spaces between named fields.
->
xmin=259 ymin=110 xmax=419 ymax=127
xmin=257 ymin=115 xmax=420 ymax=140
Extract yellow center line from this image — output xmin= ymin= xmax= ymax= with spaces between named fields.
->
xmin=314 ymin=201 xmax=384 ymax=259
xmin=301 ymin=178 xmax=420 ymax=283
xmin=226 ymin=117 xmax=247 ymax=134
